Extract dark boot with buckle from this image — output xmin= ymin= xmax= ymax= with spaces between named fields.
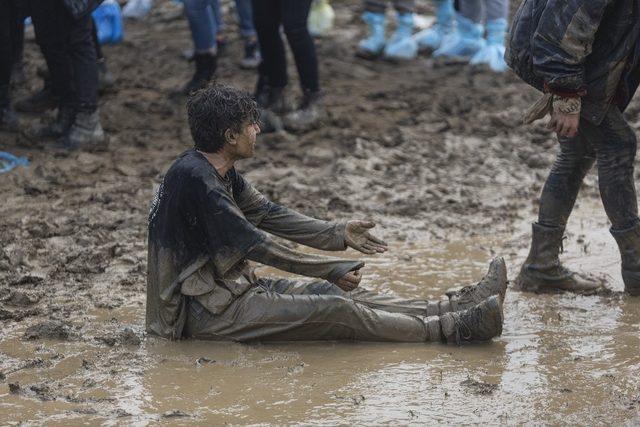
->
xmin=515 ymin=223 xmax=605 ymax=294
xmin=181 ymin=52 xmax=217 ymax=95
xmin=283 ymin=89 xmax=325 ymax=132
xmin=29 ymin=106 xmax=76 ymax=139
xmin=438 ymin=295 xmax=503 ymax=344
xmin=56 ymin=109 xmax=106 ymax=151
xmin=611 ymin=222 xmax=640 ymax=296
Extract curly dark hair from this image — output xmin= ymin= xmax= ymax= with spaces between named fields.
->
xmin=186 ymin=84 xmax=259 ymax=153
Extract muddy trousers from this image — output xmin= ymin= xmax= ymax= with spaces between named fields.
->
xmin=184 ymin=279 xmax=443 ymax=342
xmin=538 ymin=106 xmax=639 ymax=232
xmin=363 ymin=0 xmax=414 ymax=14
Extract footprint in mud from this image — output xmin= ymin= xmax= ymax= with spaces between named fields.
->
xmin=22 ymin=320 xmax=72 ymax=341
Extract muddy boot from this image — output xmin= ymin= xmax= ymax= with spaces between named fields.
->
xmin=56 ymin=110 xmax=106 ymax=151
xmin=283 ymin=89 xmax=325 ymax=132
xmin=97 ymin=59 xmax=116 ymax=92
xmin=14 ymin=82 xmax=58 ymax=113
xmin=256 ymin=85 xmax=286 ymax=133
xmin=439 ymin=295 xmax=503 ymax=344
xmin=414 ymin=0 xmax=455 ymax=52
xmin=240 ymin=39 xmax=261 ymax=70
xmin=181 ymin=52 xmax=217 ymax=95
xmin=383 ymin=12 xmax=418 ymax=61
xmin=611 ymin=223 xmax=640 ymax=296
xmin=356 ymin=11 xmax=386 ymax=59
xmin=425 ymin=257 xmax=507 ymax=315
xmin=515 ymin=223 xmax=605 ymax=294
xmin=29 ymin=106 xmax=76 ymax=139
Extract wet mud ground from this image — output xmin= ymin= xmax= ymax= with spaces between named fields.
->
xmin=1 ymin=0 xmax=640 ymax=424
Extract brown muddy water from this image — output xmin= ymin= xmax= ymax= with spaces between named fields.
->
xmin=1 ymin=200 xmax=639 ymax=425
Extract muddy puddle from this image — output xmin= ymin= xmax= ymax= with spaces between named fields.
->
xmin=1 ymin=200 xmax=639 ymax=425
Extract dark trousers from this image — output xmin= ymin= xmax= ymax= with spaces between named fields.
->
xmin=251 ymin=0 xmax=319 ymax=92
xmin=538 ymin=107 xmax=639 ymax=231
xmin=27 ymin=0 xmax=98 ymax=112
xmin=0 ymin=0 xmax=19 ymax=107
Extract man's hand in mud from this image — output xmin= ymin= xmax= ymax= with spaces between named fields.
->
xmin=335 ymin=269 xmax=362 ymax=292
xmin=549 ymin=110 xmax=580 ymax=138
xmin=344 ymin=220 xmax=388 ymax=255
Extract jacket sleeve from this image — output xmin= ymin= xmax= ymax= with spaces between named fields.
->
xmin=532 ymin=0 xmax=613 ymax=95
xmin=235 ymin=178 xmax=347 ymax=251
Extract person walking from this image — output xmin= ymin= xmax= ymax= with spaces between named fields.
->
xmin=507 ymin=0 xmax=640 ymax=294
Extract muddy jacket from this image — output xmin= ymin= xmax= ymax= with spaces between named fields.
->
xmin=146 ymin=150 xmax=362 ymax=340
xmin=506 ymin=0 xmax=640 ymax=124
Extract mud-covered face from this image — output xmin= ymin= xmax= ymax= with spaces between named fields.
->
xmin=228 ymin=120 xmax=261 ymax=159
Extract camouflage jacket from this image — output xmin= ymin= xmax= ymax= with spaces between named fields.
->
xmin=506 ymin=0 xmax=640 ymax=124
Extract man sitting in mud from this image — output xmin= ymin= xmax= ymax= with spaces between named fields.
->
xmin=146 ymin=84 xmax=506 ymax=344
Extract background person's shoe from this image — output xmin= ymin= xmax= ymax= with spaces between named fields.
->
xmin=29 ymin=106 xmax=76 ymax=139
xmin=469 ymin=18 xmax=508 ymax=72
xmin=283 ymin=89 xmax=325 ymax=132
xmin=515 ymin=223 xmax=605 ymax=294
xmin=383 ymin=12 xmax=418 ymax=60
xmin=440 ymin=295 xmax=503 ymax=344
xmin=240 ymin=40 xmax=261 ymax=69
xmin=433 ymin=14 xmax=485 ymax=60
xmin=15 ymin=83 xmax=57 ymax=113
xmin=356 ymin=11 xmax=386 ymax=59
xmin=414 ymin=0 xmax=455 ymax=52
xmin=56 ymin=110 xmax=106 ymax=151
xmin=181 ymin=52 xmax=217 ymax=95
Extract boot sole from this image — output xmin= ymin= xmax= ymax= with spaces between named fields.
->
xmin=514 ymin=271 xmax=603 ymax=296
xmin=442 ymin=295 xmax=503 ymax=344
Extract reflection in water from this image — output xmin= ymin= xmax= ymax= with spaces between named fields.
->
xmin=2 ymin=203 xmax=640 ymax=424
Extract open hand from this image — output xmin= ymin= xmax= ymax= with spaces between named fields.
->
xmin=335 ymin=269 xmax=362 ymax=292
xmin=345 ymin=220 xmax=388 ymax=255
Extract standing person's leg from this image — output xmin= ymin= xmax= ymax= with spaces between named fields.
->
xmin=210 ymin=0 xmax=226 ymax=52
xmin=516 ymin=129 xmax=605 ymax=293
xmin=9 ymin=5 xmax=25 ymax=84
xmin=0 ymin=0 xmax=19 ymax=131
xmin=589 ymin=108 xmax=640 ymax=295
xmin=58 ymin=8 xmax=105 ymax=149
xmin=235 ymin=0 xmax=260 ymax=69
xmin=280 ymin=0 xmax=326 ymax=131
xmin=251 ymin=0 xmax=287 ymax=132
xmin=382 ymin=0 xmax=417 ymax=60
xmin=184 ymin=280 xmax=504 ymax=343
xmin=181 ymin=0 xmax=218 ymax=94
xmin=433 ymin=0 xmax=485 ymax=59
xmin=29 ymin=0 xmax=77 ymax=138
xmin=469 ymin=0 xmax=509 ymax=72
xmin=90 ymin=16 xmax=115 ymax=91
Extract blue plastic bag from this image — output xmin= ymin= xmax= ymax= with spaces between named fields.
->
xmin=0 ymin=152 xmax=30 ymax=174
xmin=92 ymin=0 xmax=124 ymax=45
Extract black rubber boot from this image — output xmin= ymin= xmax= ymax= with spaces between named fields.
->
xmin=29 ymin=106 xmax=76 ymax=139
xmin=515 ymin=223 xmax=605 ymax=294
xmin=439 ymin=296 xmax=504 ymax=344
xmin=283 ymin=89 xmax=325 ymax=132
xmin=56 ymin=110 xmax=106 ymax=151
xmin=14 ymin=81 xmax=57 ymax=113
xmin=611 ymin=223 xmax=640 ymax=296
xmin=181 ymin=52 xmax=217 ymax=95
